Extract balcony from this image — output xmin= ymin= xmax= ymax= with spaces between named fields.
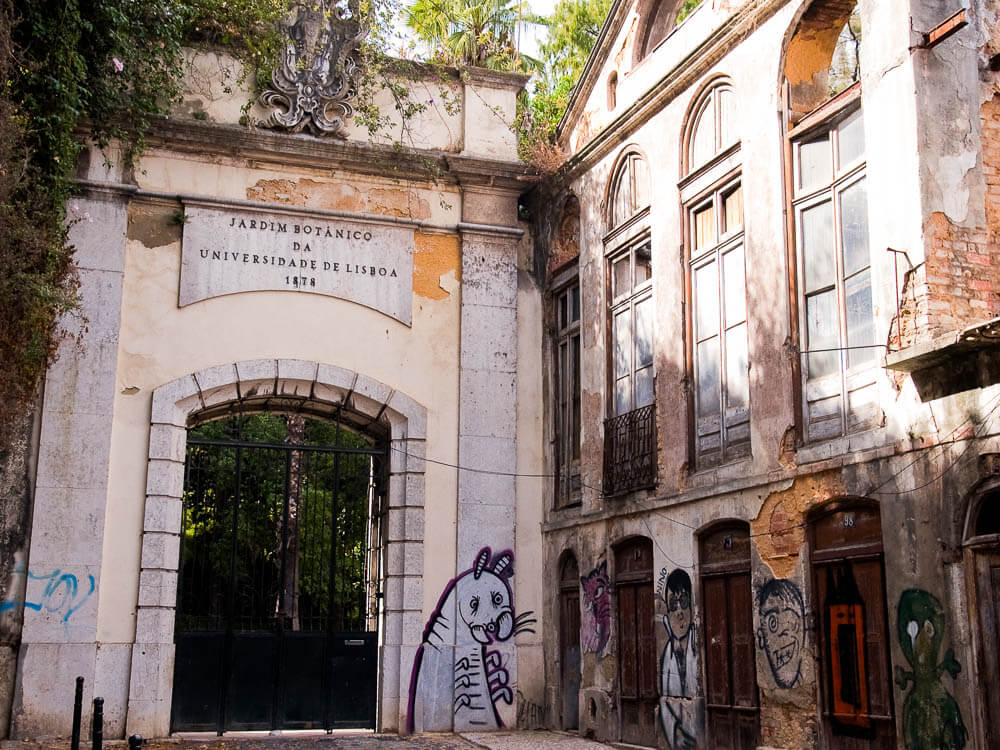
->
xmin=603 ymin=404 xmax=657 ymax=496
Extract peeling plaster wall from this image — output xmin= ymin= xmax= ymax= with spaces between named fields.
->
xmin=540 ymin=0 xmax=1000 ymax=748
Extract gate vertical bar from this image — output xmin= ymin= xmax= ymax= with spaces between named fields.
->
xmin=273 ymin=443 xmax=292 ymax=731
xmin=218 ymin=443 xmax=242 ymax=735
xmin=322 ymin=418 xmax=343 ymax=731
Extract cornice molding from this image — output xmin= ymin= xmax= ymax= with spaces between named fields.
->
xmin=139 ymin=117 xmax=536 ymax=191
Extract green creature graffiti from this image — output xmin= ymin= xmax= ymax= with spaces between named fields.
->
xmin=895 ymin=589 xmax=967 ymax=750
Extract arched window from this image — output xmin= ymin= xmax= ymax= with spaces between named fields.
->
xmin=637 ymin=0 xmax=704 ymax=61
xmin=607 ymin=71 xmax=618 ymax=111
xmin=681 ymin=79 xmax=748 ymax=467
xmin=783 ymin=1 xmax=876 ymax=443
xmin=609 ymin=150 xmax=651 ymax=228
xmin=685 ymin=81 xmax=736 ymax=172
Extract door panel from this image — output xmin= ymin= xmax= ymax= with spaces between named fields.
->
xmin=616 ymin=538 xmax=657 ymax=747
xmin=701 ymin=525 xmax=759 ymax=750
xmin=560 ymin=588 xmax=581 ymax=729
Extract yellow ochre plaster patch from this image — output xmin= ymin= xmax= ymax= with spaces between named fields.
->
xmin=413 ymin=232 xmax=460 ymax=300
xmin=751 ymin=469 xmax=844 ymax=578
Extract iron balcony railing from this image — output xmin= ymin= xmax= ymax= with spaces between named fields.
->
xmin=603 ymin=404 xmax=657 ymax=496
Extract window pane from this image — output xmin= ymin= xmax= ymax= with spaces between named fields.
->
xmin=838 ymin=110 xmax=865 ymax=169
xmin=723 ymin=245 xmax=746 ymax=328
xmin=799 ymin=135 xmax=832 ymax=192
xmin=806 ymin=290 xmax=839 ymax=379
xmin=801 ymin=201 xmax=835 ymax=293
xmin=718 ymin=88 xmax=735 ymax=148
xmin=613 ymin=256 xmax=630 ymax=298
xmin=694 ymin=204 xmax=715 ymax=250
xmin=635 ymin=366 xmax=655 ymax=408
xmin=723 ymin=184 xmax=743 ymax=234
xmin=697 ymin=338 xmax=721 ymax=416
xmin=633 ymin=156 xmax=650 ymax=211
xmin=840 ymin=180 xmax=869 ymax=277
xmin=845 ymin=269 xmax=874 ymax=369
xmin=829 ymin=12 xmax=862 ymax=99
xmin=725 ymin=323 xmax=749 ymax=408
xmin=635 ymin=297 xmax=654 ymax=368
xmin=635 ymin=244 xmax=652 ymax=286
xmin=570 ymin=285 xmax=580 ymax=323
xmin=614 ymin=308 xmax=631 ymax=377
xmin=695 ymin=261 xmax=719 ymax=340
xmin=691 ymin=101 xmax=716 ymax=168
xmin=614 ymin=171 xmax=631 ymax=226
xmin=615 ymin=375 xmax=630 ymax=414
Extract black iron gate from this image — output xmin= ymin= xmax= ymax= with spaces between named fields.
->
xmin=170 ymin=414 xmax=386 ymax=733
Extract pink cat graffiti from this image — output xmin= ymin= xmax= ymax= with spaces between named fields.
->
xmin=581 ymin=561 xmax=610 ymax=653
xmin=407 ymin=547 xmax=536 ymax=732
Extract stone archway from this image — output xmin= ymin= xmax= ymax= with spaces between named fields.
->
xmin=125 ymin=359 xmax=426 ymax=736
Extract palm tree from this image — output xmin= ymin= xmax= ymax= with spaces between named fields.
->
xmin=405 ymin=0 xmax=540 ymax=71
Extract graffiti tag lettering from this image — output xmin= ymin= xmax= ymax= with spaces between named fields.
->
xmin=0 ymin=569 xmax=95 ymax=622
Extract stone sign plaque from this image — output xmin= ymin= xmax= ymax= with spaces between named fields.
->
xmin=180 ymin=203 xmax=414 ymax=325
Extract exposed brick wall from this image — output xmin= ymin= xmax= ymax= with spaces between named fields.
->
xmin=919 ymin=94 xmax=1000 ymax=338
xmin=893 ymin=94 xmax=1000 ymax=350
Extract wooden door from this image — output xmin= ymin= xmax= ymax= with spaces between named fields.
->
xmin=810 ymin=504 xmax=895 ymax=750
xmin=616 ymin=539 xmax=657 ymax=746
xmin=700 ymin=525 xmax=759 ymax=750
xmin=973 ymin=550 xmax=1000 ymax=746
xmin=559 ymin=553 xmax=581 ymax=730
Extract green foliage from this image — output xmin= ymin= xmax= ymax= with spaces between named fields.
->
xmin=537 ymin=0 xmax=609 ymax=84
xmin=674 ymin=0 xmax=701 ymax=25
xmin=404 ymin=0 xmax=539 ymax=71
xmin=516 ymin=0 xmax=609 ymax=170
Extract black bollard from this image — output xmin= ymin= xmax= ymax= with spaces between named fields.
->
xmin=71 ymin=677 xmax=84 ymax=750
xmin=128 ymin=735 xmax=143 ymax=750
xmin=91 ymin=697 xmax=103 ymax=750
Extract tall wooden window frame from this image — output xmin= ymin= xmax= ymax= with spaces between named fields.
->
xmin=608 ymin=236 xmax=654 ymax=417
xmin=602 ymin=149 xmax=657 ymax=497
xmin=553 ymin=270 xmax=583 ymax=509
xmin=788 ymin=88 xmax=878 ymax=443
xmin=681 ymin=79 xmax=749 ymax=468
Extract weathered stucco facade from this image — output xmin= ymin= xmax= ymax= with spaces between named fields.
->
xmin=4 ymin=0 xmax=1000 ymax=748
xmin=532 ymin=0 xmax=1000 ymax=748
xmin=0 ymin=30 xmax=545 ymax=740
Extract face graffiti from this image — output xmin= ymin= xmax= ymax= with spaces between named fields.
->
xmin=659 ymin=569 xmax=697 ymax=749
xmin=757 ymin=578 xmax=805 ymax=689
xmin=896 ymin=589 xmax=967 ymax=750
xmin=407 ymin=547 xmax=536 ymax=732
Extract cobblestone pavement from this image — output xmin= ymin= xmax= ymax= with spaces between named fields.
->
xmin=2 ymin=730 xmax=617 ymax=750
